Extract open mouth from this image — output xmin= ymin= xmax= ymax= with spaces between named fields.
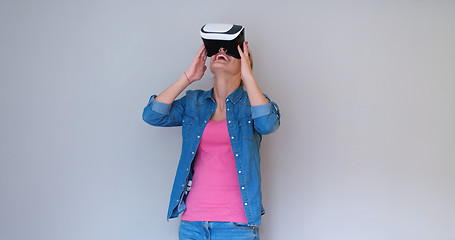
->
xmin=215 ymin=53 xmax=229 ymax=62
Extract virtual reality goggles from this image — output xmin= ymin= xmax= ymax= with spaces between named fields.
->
xmin=200 ymin=23 xmax=245 ymax=59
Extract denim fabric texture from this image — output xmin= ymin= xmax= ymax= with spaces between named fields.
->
xmin=179 ymin=220 xmax=260 ymax=240
xmin=142 ymin=86 xmax=280 ymax=227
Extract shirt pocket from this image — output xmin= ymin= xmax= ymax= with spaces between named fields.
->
xmin=239 ymin=116 xmax=254 ymax=141
xmin=182 ymin=115 xmax=195 ymax=139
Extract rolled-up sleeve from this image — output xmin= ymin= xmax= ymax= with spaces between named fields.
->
xmin=142 ymin=95 xmax=186 ymax=127
xmin=148 ymin=95 xmax=171 ymax=115
xmin=251 ymin=95 xmax=280 ymax=135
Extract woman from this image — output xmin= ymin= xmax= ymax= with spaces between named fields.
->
xmin=143 ymin=41 xmax=280 ymax=240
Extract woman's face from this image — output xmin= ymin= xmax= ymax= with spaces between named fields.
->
xmin=209 ymin=47 xmax=241 ymax=76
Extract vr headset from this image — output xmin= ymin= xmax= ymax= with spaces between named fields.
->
xmin=200 ymin=23 xmax=245 ymax=59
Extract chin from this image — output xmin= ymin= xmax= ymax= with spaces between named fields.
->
xmin=210 ymin=62 xmax=240 ymax=76
xmin=210 ymin=67 xmax=240 ymax=77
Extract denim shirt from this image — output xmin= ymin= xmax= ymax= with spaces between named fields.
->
xmin=142 ymin=86 xmax=280 ymax=227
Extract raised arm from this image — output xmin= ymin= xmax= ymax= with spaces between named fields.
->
xmin=142 ymin=45 xmax=208 ymax=127
xmin=237 ymin=41 xmax=280 ymax=135
xmin=237 ymin=41 xmax=269 ymax=106
xmin=155 ymin=45 xmax=208 ymax=104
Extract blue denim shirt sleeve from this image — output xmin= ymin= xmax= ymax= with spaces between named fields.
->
xmin=251 ymin=95 xmax=280 ymax=135
xmin=148 ymin=95 xmax=171 ymax=115
xmin=142 ymin=95 xmax=186 ymax=127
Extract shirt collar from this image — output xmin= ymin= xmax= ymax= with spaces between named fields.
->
xmin=201 ymin=88 xmax=215 ymax=103
xmin=227 ymin=85 xmax=245 ymax=104
xmin=200 ymin=86 xmax=245 ymax=104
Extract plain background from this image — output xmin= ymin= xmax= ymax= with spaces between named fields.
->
xmin=1 ymin=1 xmax=454 ymax=240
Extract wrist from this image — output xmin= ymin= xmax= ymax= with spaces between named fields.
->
xmin=184 ymin=72 xmax=192 ymax=84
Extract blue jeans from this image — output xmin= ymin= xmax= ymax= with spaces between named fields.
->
xmin=178 ymin=220 xmax=260 ymax=240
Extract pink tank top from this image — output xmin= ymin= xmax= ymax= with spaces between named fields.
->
xmin=181 ymin=119 xmax=247 ymax=223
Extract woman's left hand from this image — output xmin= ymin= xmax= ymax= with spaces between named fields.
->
xmin=237 ymin=41 xmax=268 ymax=106
xmin=237 ymin=41 xmax=253 ymax=81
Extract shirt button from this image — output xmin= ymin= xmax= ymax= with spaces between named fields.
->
xmin=186 ymin=168 xmax=189 ymax=171
xmin=248 ymin=121 xmax=251 ymax=124
xmin=211 ymin=109 xmax=214 ymax=111
xmin=227 ymin=108 xmax=230 ymax=111
xmin=231 ymin=136 xmax=234 ymax=139
xmin=236 ymin=154 xmax=239 ymax=157
xmin=197 ymin=136 xmax=200 ymax=138
xmin=226 ymin=99 xmax=229 ymax=102
xmin=228 ymin=120 xmax=231 ymax=123
xmin=192 ymin=152 xmax=195 ymax=155
xmin=182 ymin=184 xmax=184 ymax=187
xmin=238 ymin=170 xmax=242 ymax=173
xmin=241 ymin=187 xmax=245 ymax=190
xmin=204 ymin=120 xmax=207 ymax=123
xmin=177 ymin=199 xmax=179 ymax=202
xmin=244 ymin=203 xmax=248 ymax=206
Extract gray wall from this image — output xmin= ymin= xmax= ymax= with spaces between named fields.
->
xmin=1 ymin=1 xmax=454 ymax=240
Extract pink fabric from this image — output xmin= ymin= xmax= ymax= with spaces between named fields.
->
xmin=181 ymin=119 xmax=247 ymax=223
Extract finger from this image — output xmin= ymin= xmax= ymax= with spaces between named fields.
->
xmin=237 ymin=45 xmax=245 ymax=59
xmin=202 ymin=45 xmax=207 ymax=56
xmin=196 ymin=44 xmax=205 ymax=57
xmin=202 ymin=48 xmax=207 ymax=61
xmin=243 ymin=41 xmax=249 ymax=57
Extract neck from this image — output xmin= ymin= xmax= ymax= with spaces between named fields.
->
xmin=212 ymin=73 xmax=241 ymax=105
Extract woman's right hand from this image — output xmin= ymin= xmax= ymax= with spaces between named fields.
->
xmin=185 ymin=45 xmax=207 ymax=83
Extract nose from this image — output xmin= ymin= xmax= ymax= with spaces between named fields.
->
xmin=218 ymin=47 xmax=227 ymax=53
